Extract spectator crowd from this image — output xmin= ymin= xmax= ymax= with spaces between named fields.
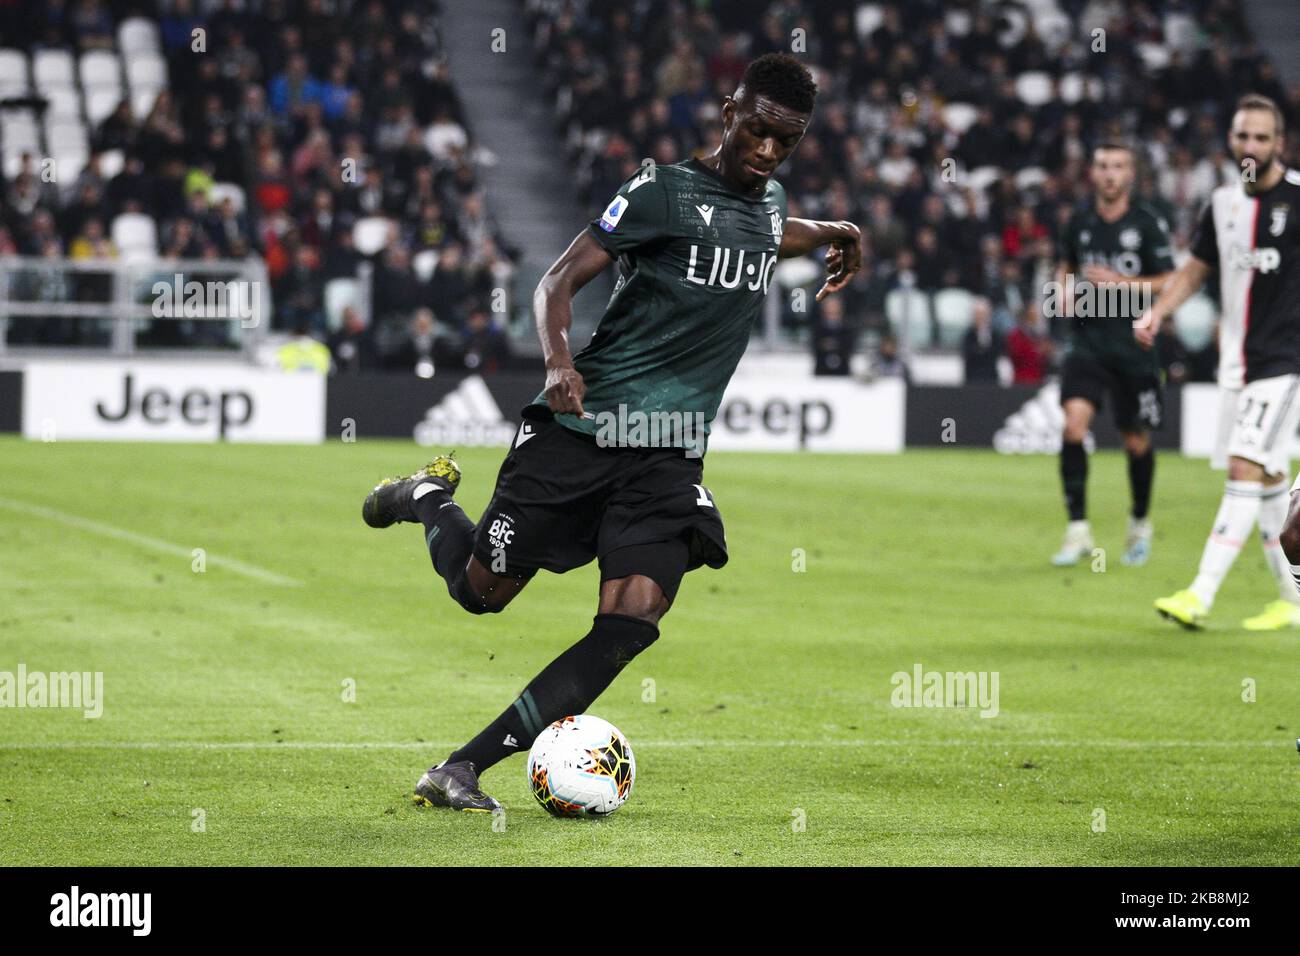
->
xmin=524 ymin=0 xmax=1299 ymax=382
xmin=1 ymin=0 xmax=518 ymax=373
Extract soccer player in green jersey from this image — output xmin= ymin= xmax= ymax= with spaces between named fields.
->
xmin=361 ymin=53 xmax=862 ymax=811
xmin=1051 ymin=142 xmax=1174 ymax=568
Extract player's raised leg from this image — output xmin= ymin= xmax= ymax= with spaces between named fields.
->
xmin=1053 ymin=396 xmax=1095 ymax=566
xmin=362 ymin=453 xmax=531 ymax=615
xmin=1120 ymin=429 xmax=1155 ymax=566
xmin=416 ymin=542 xmax=687 ymax=812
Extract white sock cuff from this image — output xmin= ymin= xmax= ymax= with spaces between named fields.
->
xmin=1224 ymin=480 xmax=1264 ymax=497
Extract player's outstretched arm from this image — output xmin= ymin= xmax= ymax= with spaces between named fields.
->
xmin=779 ymin=218 xmax=862 ymax=300
xmin=1132 ymin=255 xmax=1211 ymax=349
xmin=534 ymin=229 xmax=614 ymax=416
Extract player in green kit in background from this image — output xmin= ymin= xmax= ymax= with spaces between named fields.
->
xmin=1051 ymin=142 xmax=1174 ymax=567
xmin=361 ymin=54 xmax=861 ymax=811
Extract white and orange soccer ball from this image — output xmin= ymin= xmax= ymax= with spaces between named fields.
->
xmin=527 ymin=714 xmax=636 ymax=817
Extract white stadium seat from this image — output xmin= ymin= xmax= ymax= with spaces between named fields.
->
xmin=111 ymin=212 xmax=158 ymax=261
xmin=352 ymin=216 xmax=392 ymax=256
xmin=324 ymin=278 xmax=360 ymax=331
xmin=886 ymin=287 xmax=933 ymax=349
xmin=127 ymin=54 xmax=168 ymax=91
xmin=941 ymin=102 xmax=978 ymax=134
xmin=209 ymin=181 xmax=247 ymax=214
xmin=1014 ymin=71 xmax=1053 ymax=106
xmin=1059 ymin=73 xmax=1103 ymax=104
xmin=97 ymin=148 xmax=125 ymax=179
xmin=1 ymin=109 xmax=40 ymax=152
xmin=42 ymin=86 xmax=82 ymax=119
xmin=118 ymin=17 xmax=161 ymax=57
xmin=79 ymin=50 xmax=122 ymax=91
xmin=1014 ymin=166 xmax=1049 ymax=191
xmin=45 ymin=119 xmax=89 ymax=157
xmin=966 ymin=165 xmax=1003 ymax=195
xmin=1032 ymin=10 xmax=1072 ymax=50
xmin=0 ymin=49 xmax=29 ymax=92
xmin=412 ymin=249 xmax=440 ymax=283
xmin=933 ymin=288 xmax=975 ymax=348
xmin=33 ymin=49 xmax=75 ymax=90
xmin=856 ymin=4 xmax=884 ymax=38
xmin=1137 ymin=43 xmax=1171 ymax=72
xmin=85 ymin=88 xmax=122 ymax=126
xmin=130 ymin=86 xmax=162 ymax=121
xmin=52 ymin=153 xmax=87 ymax=188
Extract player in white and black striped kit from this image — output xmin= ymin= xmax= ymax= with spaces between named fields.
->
xmin=1137 ymin=94 xmax=1300 ymax=630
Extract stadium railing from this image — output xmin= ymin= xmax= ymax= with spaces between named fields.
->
xmin=0 ymin=256 xmax=270 ymax=359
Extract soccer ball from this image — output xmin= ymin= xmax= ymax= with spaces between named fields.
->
xmin=527 ymin=714 xmax=636 ymax=817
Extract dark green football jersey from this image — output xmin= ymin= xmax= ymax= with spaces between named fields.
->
xmin=528 ymin=158 xmax=788 ymax=454
xmin=1058 ymin=200 xmax=1175 ymax=374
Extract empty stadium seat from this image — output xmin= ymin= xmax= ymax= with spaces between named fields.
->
xmin=885 ymin=287 xmax=933 ymax=349
xmin=856 ymin=4 xmax=884 ymax=38
xmin=126 ymin=54 xmax=167 ymax=91
xmin=45 ymin=117 xmax=87 ymax=147
xmin=79 ymin=50 xmax=122 ymax=91
xmin=412 ymin=249 xmax=440 ymax=283
xmin=0 ymin=49 xmax=28 ymax=93
xmin=933 ymin=287 xmax=975 ymax=348
xmin=98 ymin=148 xmax=125 ymax=180
xmin=1059 ymin=73 xmax=1104 ymax=104
xmin=85 ymin=88 xmax=122 ymax=125
xmin=1173 ymin=293 xmax=1216 ymax=352
xmin=118 ymin=17 xmax=161 ymax=57
xmin=324 ymin=278 xmax=360 ymax=331
xmin=1 ymin=108 xmax=40 ymax=153
xmin=942 ymin=102 xmax=978 ymax=134
xmin=352 ymin=217 xmax=392 ymax=256
xmin=1014 ymin=167 xmax=1049 ymax=191
xmin=42 ymin=86 xmax=82 ymax=119
xmin=130 ymin=86 xmax=161 ymax=120
xmin=1014 ymin=71 xmax=1053 ymax=106
xmin=33 ymin=49 xmax=75 ymax=90
xmin=966 ymin=165 xmax=1003 ymax=195
xmin=111 ymin=212 xmax=158 ymax=261
xmin=1031 ymin=9 xmax=1072 ymax=49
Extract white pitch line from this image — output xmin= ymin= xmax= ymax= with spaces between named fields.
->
xmin=0 ymin=496 xmax=301 ymax=587
xmin=0 ymin=739 xmax=1281 ymax=751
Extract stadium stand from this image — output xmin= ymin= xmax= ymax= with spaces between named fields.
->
xmin=0 ymin=1 xmax=1297 ymax=382
xmin=522 ymin=0 xmax=1300 ymax=380
xmin=0 ymin=0 xmax=520 ymax=372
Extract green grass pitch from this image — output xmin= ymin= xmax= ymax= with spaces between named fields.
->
xmin=0 ymin=435 xmax=1296 ymax=865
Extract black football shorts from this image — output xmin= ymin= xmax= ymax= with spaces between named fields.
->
xmin=1060 ymin=354 xmax=1164 ymax=432
xmin=471 ymin=415 xmax=728 ymax=583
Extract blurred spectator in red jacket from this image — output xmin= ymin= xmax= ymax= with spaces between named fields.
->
xmin=1007 ymin=304 xmax=1053 ymax=385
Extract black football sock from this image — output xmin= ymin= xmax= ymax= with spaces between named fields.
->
xmin=1060 ymin=441 xmax=1088 ymax=521
xmin=445 ymin=614 xmax=659 ymax=774
xmin=1128 ymin=447 xmax=1155 ymax=520
xmin=413 ymin=489 xmax=475 ymax=583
